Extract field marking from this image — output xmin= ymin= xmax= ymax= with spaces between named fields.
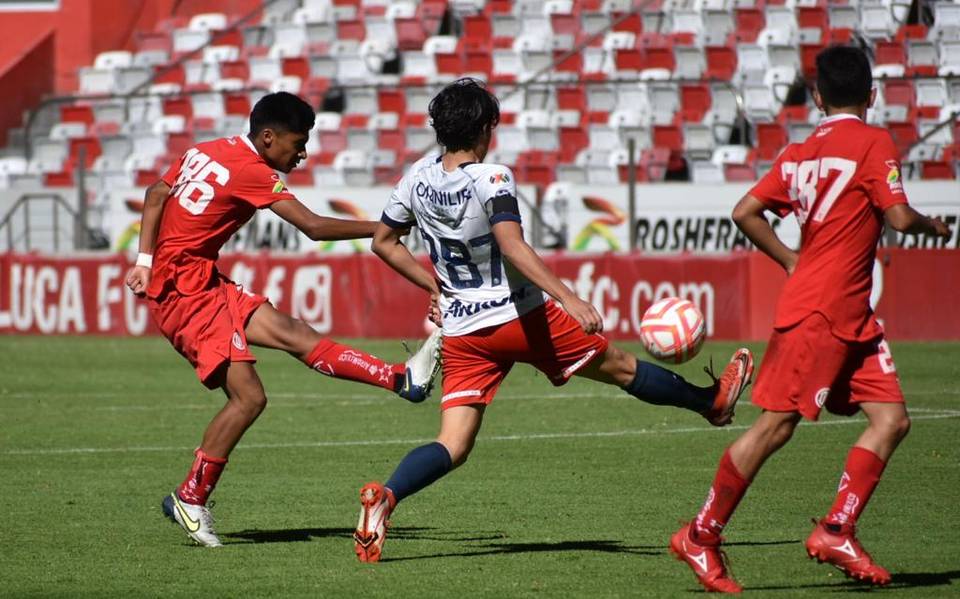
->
xmin=0 ymin=390 xmax=956 ymax=412
xmin=2 ymin=411 xmax=958 ymax=457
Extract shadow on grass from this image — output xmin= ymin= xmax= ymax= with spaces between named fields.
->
xmin=223 ymin=526 xmax=505 ymax=544
xmin=744 ymin=569 xmax=960 ymax=592
xmin=381 ymin=539 xmax=661 ymax=563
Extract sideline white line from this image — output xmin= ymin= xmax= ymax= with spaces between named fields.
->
xmin=2 ymin=412 xmax=957 ymax=457
xmin=1 ymin=391 xmax=956 ymax=412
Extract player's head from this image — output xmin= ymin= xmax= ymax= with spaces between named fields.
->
xmin=248 ymin=92 xmax=315 ymax=173
xmin=814 ymin=45 xmax=875 ymax=116
xmin=428 ymin=78 xmax=500 ymax=159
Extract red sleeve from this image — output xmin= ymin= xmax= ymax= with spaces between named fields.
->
xmin=861 ymin=131 xmax=908 ymax=211
xmin=231 ymin=163 xmax=298 ymax=209
xmin=747 ymin=148 xmax=793 ymax=217
xmin=160 ymin=154 xmax=184 ymax=187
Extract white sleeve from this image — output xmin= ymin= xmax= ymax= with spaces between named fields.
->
xmin=381 ymin=174 xmax=415 ymax=228
xmin=475 ymin=166 xmax=521 ymax=225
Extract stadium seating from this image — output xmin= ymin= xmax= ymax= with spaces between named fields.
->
xmin=3 ymin=0 xmax=960 ymax=191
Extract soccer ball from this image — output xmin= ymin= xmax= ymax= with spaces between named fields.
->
xmin=639 ymin=298 xmax=706 ymax=364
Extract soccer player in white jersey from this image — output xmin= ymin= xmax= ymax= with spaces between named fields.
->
xmin=352 ymin=78 xmax=755 ymax=562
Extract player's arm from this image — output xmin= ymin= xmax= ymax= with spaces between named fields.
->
xmin=125 ymin=180 xmax=171 ymax=297
xmin=883 ymin=204 xmax=951 ymax=237
xmin=491 ymin=220 xmax=603 ymax=334
xmin=270 ymin=199 xmax=378 ymax=240
xmin=371 ymin=222 xmax=439 ymax=295
xmin=732 ymin=194 xmax=799 ymax=274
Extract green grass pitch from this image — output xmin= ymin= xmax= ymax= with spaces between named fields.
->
xmin=1 ymin=336 xmax=958 ymax=597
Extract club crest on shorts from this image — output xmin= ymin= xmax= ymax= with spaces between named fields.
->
xmin=232 ymin=332 xmax=246 ymax=351
xmin=814 ymin=387 xmax=830 ymax=408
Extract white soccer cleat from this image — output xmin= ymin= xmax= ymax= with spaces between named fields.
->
xmin=354 ymin=482 xmax=395 ymax=563
xmin=398 ymin=328 xmax=442 ymax=403
xmin=162 ymin=492 xmax=223 ymax=547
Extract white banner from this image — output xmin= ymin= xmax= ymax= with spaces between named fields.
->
xmin=104 ymin=184 xmax=537 ymax=254
xmin=548 ymin=181 xmax=960 ymax=253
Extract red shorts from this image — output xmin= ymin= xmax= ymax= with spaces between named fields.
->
xmin=752 ymin=313 xmax=904 ymax=421
xmin=440 ymin=301 xmax=609 ymax=409
xmin=150 ymin=273 xmax=268 ymax=388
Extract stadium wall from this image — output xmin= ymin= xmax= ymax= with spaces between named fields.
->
xmin=0 ymin=249 xmax=957 ymax=341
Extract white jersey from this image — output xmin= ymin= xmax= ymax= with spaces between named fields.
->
xmin=382 ymin=155 xmax=545 ymax=336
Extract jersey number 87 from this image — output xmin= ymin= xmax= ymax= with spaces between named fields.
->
xmin=420 ymin=230 xmax=503 ymax=290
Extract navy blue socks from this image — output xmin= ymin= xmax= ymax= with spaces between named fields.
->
xmin=385 ymin=441 xmax=453 ymax=502
xmin=622 ymin=359 xmax=714 ymax=413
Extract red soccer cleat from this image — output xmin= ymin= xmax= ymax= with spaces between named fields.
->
xmin=805 ymin=519 xmax=892 ymax=586
xmin=353 ymin=482 xmax=396 ymax=563
xmin=704 ymin=348 xmax=755 ymax=426
xmin=670 ymin=522 xmax=743 ymax=594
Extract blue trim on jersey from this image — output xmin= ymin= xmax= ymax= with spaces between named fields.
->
xmin=381 ymin=213 xmax=416 ymax=229
xmin=489 ymin=213 xmax=522 ymax=225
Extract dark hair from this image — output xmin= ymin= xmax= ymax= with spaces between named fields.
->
xmin=816 ymin=45 xmax=872 ymax=108
xmin=428 ymin=78 xmax=500 ymax=151
xmin=249 ymin=92 xmax=316 ymax=135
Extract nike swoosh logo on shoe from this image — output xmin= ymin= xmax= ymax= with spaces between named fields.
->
xmin=172 ymin=495 xmax=201 ymax=533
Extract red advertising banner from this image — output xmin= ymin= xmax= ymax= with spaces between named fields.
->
xmin=0 ymin=250 xmax=957 ymax=340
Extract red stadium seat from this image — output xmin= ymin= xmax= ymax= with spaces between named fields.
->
xmin=135 ymin=169 xmax=161 ymax=186
xmin=60 ymin=105 xmax=94 ymax=125
xmin=303 ymin=77 xmax=331 ymax=109
xmin=556 ymin=85 xmax=586 ymax=112
xmin=920 ymin=160 xmax=956 ymax=180
xmin=755 ymin=123 xmax=788 ymax=161
xmin=378 ymin=88 xmax=405 ymax=114
xmin=653 ymin=125 xmax=684 ymax=153
xmin=875 ymin=40 xmax=906 ymax=66
xmin=558 ymin=127 xmax=588 ymax=162
xmin=645 ymin=44 xmax=676 ymax=72
xmin=318 ymin=130 xmax=347 ymax=153
xmin=337 ymin=19 xmax=366 ymax=41
xmin=282 ymin=57 xmax=310 ymax=79
xmin=68 ymin=137 xmax=101 ymax=167
xmin=464 ymin=50 xmax=493 ymax=76
xmin=395 ymin=17 xmax=427 ymax=51
xmin=615 ymin=48 xmax=644 ymax=72
xmin=167 ymin=131 xmax=195 ymax=156
xmin=705 ymin=45 xmax=737 ymax=80
xmin=463 ymin=14 xmax=492 ymax=42
xmin=612 ymin=12 xmax=642 ymax=34
xmin=553 ymin=51 xmax=583 ymax=76
xmin=883 ymin=80 xmax=916 ymax=107
xmin=379 ymin=129 xmax=405 ymax=154
xmin=286 ymin=168 xmax=315 ymax=186
xmin=800 ymin=43 xmax=824 ymax=79
xmin=224 ymin=92 xmax=251 ymax=116
xmin=163 ymin=96 xmax=192 ymax=119
xmin=798 ymin=6 xmax=829 ymax=31
xmin=680 ymin=84 xmax=711 ymax=122
xmin=895 ymin=24 xmax=928 ymax=41
xmin=887 ymin=121 xmax=918 ymax=155
xmin=436 ymin=51 xmax=464 ymax=76
xmin=734 ymin=8 xmax=765 ymax=42
xmin=724 ymin=163 xmax=757 ymax=182
xmin=219 ymin=59 xmax=250 ymax=80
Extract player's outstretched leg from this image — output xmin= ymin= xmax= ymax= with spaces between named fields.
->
xmin=613 ymin=347 xmax=754 ymax=426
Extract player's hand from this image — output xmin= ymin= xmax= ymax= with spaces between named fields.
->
xmin=428 ymin=292 xmax=442 ymax=327
xmin=784 ymin=251 xmax=799 ymax=276
xmin=930 ymin=216 xmax=952 ymax=239
xmin=125 ymin=265 xmax=151 ymax=297
xmin=562 ymin=296 xmax=604 ymax=334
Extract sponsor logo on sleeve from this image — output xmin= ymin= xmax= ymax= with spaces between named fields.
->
xmin=884 ymin=160 xmax=903 ymax=194
xmin=272 ymin=181 xmax=286 ymax=194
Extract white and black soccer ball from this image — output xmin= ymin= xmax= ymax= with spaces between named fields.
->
xmin=639 ymin=298 xmax=706 ymax=364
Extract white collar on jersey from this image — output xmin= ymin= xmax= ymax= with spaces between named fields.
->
xmin=239 ymin=134 xmax=259 ymax=156
xmin=818 ymin=113 xmax=862 ymax=126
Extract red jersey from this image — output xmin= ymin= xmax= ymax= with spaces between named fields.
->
xmin=748 ymin=114 xmax=908 ymax=342
xmin=146 ymin=135 xmax=296 ymax=298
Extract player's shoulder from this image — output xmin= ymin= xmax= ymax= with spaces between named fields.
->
xmin=462 ymin=162 xmax=514 ymax=186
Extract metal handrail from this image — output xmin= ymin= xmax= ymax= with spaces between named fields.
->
xmin=0 ymin=193 xmax=92 ymax=252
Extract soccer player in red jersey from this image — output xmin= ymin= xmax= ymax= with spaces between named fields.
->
xmin=669 ymin=46 xmax=952 ymax=592
xmin=351 ymin=78 xmax=755 ymax=563
xmin=124 ymin=92 xmax=441 ymax=547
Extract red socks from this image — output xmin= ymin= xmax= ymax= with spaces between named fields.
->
xmin=693 ymin=449 xmax=751 ymax=542
xmin=177 ymin=449 xmax=227 ymax=506
xmin=825 ymin=446 xmax=886 ymax=527
xmin=303 ymin=339 xmax=403 ymax=392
